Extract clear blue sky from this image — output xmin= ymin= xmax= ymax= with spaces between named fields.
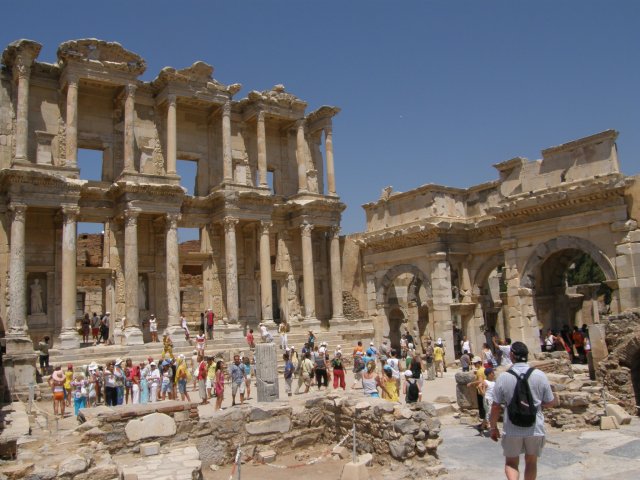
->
xmin=2 ymin=1 xmax=639 ymax=238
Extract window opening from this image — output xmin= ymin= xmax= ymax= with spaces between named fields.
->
xmin=177 ymin=159 xmax=198 ymax=196
xmin=77 ymin=148 xmax=104 ymax=181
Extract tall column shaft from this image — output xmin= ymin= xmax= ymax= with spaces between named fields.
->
xmin=166 ymin=94 xmax=177 ymax=175
xmin=295 ymin=120 xmax=307 ymax=192
xmin=222 ymin=101 xmax=233 ymax=182
xmin=259 ymin=221 xmax=273 ymax=322
xmin=65 ymin=78 xmax=78 ymax=168
xmin=300 ymin=223 xmax=316 ymax=319
xmin=124 ymin=210 xmax=141 ymax=334
xmin=166 ymin=213 xmax=181 ymax=326
xmin=123 ymin=84 xmax=137 ymax=173
xmin=14 ymin=70 xmax=31 ymax=162
xmin=257 ymin=111 xmax=268 ymax=187
xmin=59 ymin=206 xmax=80 ymax=349
xmin=8 ymin=204 xmax=27 ymax=336
xmin=325 ymin=127 xmax=336 ymax=195
xmin=329 ymin=226 xmax=344 ymax=320
xmin=224 ymin=216 xmax=239 ymax=324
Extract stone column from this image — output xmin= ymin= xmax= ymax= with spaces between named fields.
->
xmin=223 ymin=216 xmax=239 ymax=324
xmin=164 ymin=213 xmax=183 ymax=341
xmin=59 ymin=206 xmax=80 ymax=349
xmin=8 ymin=204 xmax=28 ymax=338
xmin=255 ymin=343 xmax=279 ymax=402
xmin=295 ymin=120 xmax=307 ymax=193
xmin=13 ymin=59 xmax=35 ymax=162
xmin=123 ymin=210 xmax=143 ymax=344
xmin=324 ymin=126 xmax=336 ymax=195
xmin=166 ymin=94 xmax=177 ymax=175
xmin=123 ymin=84 xmax=137 ymax=173
xmin=65 ymin=76 xmax=79 ymax=168
xmin=429 ymin=252 xmax=455 ymax=363
xmin=300 ymin=223 xmax=316 ymax=320
xmin=222 ymin=100 xmax=233 ymax=182
xmin=257 ymin=111 xmax=268 ymax=187
xmin=329 ymin=226 xmax=344 ymax=321
xmin=259 ymin=221 xmax=274 ymax=323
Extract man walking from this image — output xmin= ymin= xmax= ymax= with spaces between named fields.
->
xmin=489 ymin=341 xmax=557 ymax=480
xmin=229 ymin=355 xmax=246 ymax=406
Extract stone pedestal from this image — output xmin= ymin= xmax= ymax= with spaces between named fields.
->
xmin=254 ymin=343 xmax=279 ymax=402
xmin=4 ymin=337 xmax=37 ymax=398
xmin=123 ymin=326 xmax=144 ymax=345
xmin=588 ymin=323 xmax=608 ymax=370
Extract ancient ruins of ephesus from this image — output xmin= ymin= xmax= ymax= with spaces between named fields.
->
xmin=0 ymin=39 xmax=346 ymax=391
xmin=0 ymin=38 xmax=639 ymax=396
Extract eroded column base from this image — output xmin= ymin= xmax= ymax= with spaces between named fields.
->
xmin=123 ymin=326 xmax=144 ymax=345
xmin=58 ymin=330 xmax=81 ymax=350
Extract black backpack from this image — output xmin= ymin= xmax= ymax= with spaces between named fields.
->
xmin=406 ymin=380 xmax=419 ymax=403
xmin=506 ymin=368 xmax=537 ymax=427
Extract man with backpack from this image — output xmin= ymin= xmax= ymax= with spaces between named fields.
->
xmin=489 ymin=341 xmax=557 ymax=480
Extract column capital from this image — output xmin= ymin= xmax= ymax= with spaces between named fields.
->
xmin=125 ymin=83 xmax=137 ymax=98
xmin=259 ymin=220 xmax=272 ymax=235
xmin=324 ymin=124 xmax=333 ymax=135
xmin=9 ymin=203 xmax=27 ymax=222
xmin=61 ymin=205 xmax=80 ymax=223
xmin=223 ymin=216 xmax=239 ymax=233
xmin=124 ymin=210 xmax=140 ymax=227
xmin=426 ymin=251 xmax=447 ymax=262
xmin=329 ymin=225 xmax=341 ymax=238
xmin=166 ymin=212 xmax=181 ymax=230
xmin=223 ymin=100 xmax=232 ymax=116
xmin=300 ymin=222 xmax=314 ymax=237
xmin=167 ymin=93 xmax=177 ymax=106
xmin=257 ymin=110 xmax=266 ymax=122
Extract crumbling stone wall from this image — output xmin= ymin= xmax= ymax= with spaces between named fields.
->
xmin=600 ymin=309 xmax=640 ymax=415
xmin=343 ymin=290 xmax=364 ymax=319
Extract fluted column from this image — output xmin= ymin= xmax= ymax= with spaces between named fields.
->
xmin=123 ymin=84 xmax=137 ymax=173
xmin=329 ymin=226 xmax=344 ymax=321
xmin=65 ymin=76 xmax=79 ymax=168
xmin=257 ymin=111 xmax=268 ymax=187
xmin=166 ymin=94 xmax=177 ymax=175
xmin=259 ymin=221 xmax=273 ymax=323
xmin=325 ymin=126 xmax=336 ymax=195
xmin=295 ymin=120 xmax=307 ymax=192
xmin=300 ymin=222 xmax=316 ymax=319
xmin=224 ymin=216 xmax=239 ymax=324
xmin=124 ymin=210 xmax=143 ymax=344
xmin=222 ymin=100 xmax=233 ymax=182
xmin=59 ymin=206 xmax=80 ymax=349
xmin=8 ymin=204 xmax=27 ymax=337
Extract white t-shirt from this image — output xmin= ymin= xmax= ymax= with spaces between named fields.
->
xmin=386 ymin=358 xmax=400 ymax=379
xmin=462 ymin=340 xmax=471 ymax=353
xmin=484 ymin=379 xmax=496 ymax=405
xmin=498 ymin=345 xmax=512 ymax=366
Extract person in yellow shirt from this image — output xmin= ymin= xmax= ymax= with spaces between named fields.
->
xmin=378 ymin=365 xmax=399 ymax=402
xmin=433 ymin=343 xmax=445 ymax=378
xmin=64 ymin=364 xmax=74 ymax=407
xmin=466 ymin=356 xmax=487 ymax=431
xmin=206 ymin=356 xmax=216 ymax=399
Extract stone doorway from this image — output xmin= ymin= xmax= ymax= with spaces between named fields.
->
xmin=388 ymin=307 xmax=404 ymax=352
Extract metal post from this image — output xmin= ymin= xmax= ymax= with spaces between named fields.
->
xmin=236 ymin=446 xmax=241 ymax=480
xmin=352 ymin=413 xmax=357 ymax=463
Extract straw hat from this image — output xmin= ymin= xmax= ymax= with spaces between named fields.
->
xmin=51 ymin=370 xmax=65 ymax=382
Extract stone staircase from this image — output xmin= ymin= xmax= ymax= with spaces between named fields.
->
xmin=39 ymin=319 xmax=374 ymax=393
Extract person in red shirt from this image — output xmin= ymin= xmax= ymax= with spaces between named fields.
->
xmin=246 ymin=329 xmax=255 ymax=349
xmin=571 ymin=326 xmax=585 ymax=364
xmin=206 ymin=309 xmax=215 ymax=340
xmin=197 ymin=355 xmax=209 ymax=405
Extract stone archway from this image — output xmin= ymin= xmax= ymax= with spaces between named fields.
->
xmin=377 ymin=264 xmax=432 ymax=306
xmin=520 ymin=236 xmax=617 ymax=332
xmin=388 ymin=306 xmax=405 ymax=352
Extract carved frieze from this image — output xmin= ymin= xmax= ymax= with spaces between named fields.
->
xmin=56 ymin=39 xmax=146 ymax=75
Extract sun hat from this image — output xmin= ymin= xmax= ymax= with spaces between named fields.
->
xmin=115 ymin=358 xmax=123 ymax=366
xmin=52 ymin=369 xmax=65 ymax=382
xmin=370 ymin=342 xmax=374 ymax=346
xmin=150 ymin=362 xmax=157 ymax=367
xmin=383 ymin=365 xmax=392 ymax=372
xmin=403 ymin=370 xmax=413 ymax=378
xmin=472 ymin=356 xmax=482 ymax=364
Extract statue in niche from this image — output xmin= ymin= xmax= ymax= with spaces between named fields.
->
xmin=138 ymin=276 xmax=147 ymax=310
xmin=30 ymin=278 xmax=44 ymax=314
xmin=286 ymin=273 xmax=301 ymax=321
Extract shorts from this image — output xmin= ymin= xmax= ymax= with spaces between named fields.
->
xmin=206 ymin=378 xmax=213 ymax=390
xmin=232 ymin=381 xmax=246 ymax=396
xmin=178 ymin=379 xmax=187 ymax=394
xmin=161 ymin=382 xmax=172 ymax=394
xmin=53 ymin=391 xmax=64 ymax=401
xmin=92 ymin=328 xmax=99 ymax=337
xmin=501 ymin=435 xmax=546 ymax=458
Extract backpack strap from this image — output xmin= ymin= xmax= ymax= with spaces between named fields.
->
xmin=523 ymin=367 xmax=535 ymax=380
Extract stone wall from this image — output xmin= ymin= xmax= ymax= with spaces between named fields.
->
xmin=77 ymin=393 xmax=443 ymax=470
xmin=599 ymin=310 xmax=640 ymax=415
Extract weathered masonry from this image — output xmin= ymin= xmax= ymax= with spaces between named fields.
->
xmin=0 ymin=39 xmax=345 ymax=385
xmin=343 ymin=130 xmax=640 ymax=361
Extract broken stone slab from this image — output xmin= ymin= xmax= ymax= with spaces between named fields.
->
xmin=245 ymin=415 xmax=291 ymax=435
xmin=57 ymin=455 xmax=89 ymax=477
xmin=600 ymin=416 xmax=619 ymax=430
xmin=257 ymin=449 xmax=277 ymax=463
xmin=605 ymin=404 xmax=632 ymax=425
xmin=332 ymin=445 xmax=349 ymax=459
xmin=124 ymin=412 xmax=176 ymax=442
xmin=140 ymin=441 xmax=160 ymax=456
